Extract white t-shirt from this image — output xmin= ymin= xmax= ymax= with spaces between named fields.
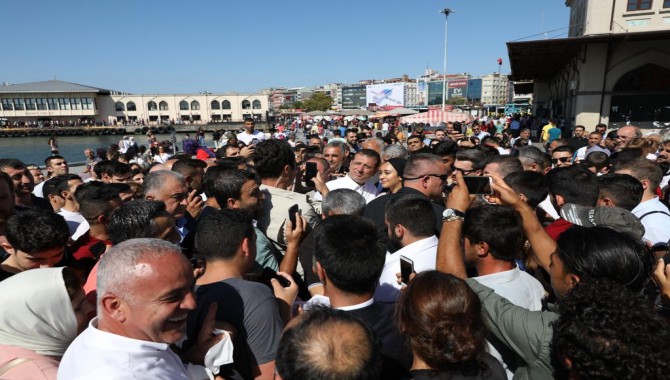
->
xmin=632 ymin=197 xmax=670 ymax=245
xmin=313 ymin=174 xmax=380 ymax=203
xmin=236 ymin=130 xmax=266 ymax=145
xmin=57 ymin=209 xmax=89 ymax=241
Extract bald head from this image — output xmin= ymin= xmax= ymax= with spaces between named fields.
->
xmin=276 ymin=307 xmax=381 ymax=380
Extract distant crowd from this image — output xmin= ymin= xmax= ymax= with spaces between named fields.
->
xmin=0 ymin=116 xmax=669 ymax=379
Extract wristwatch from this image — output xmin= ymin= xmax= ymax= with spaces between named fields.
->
xmin=442 ymin=208 xmax=465 ymax=222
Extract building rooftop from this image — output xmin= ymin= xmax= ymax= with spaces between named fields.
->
xmin=0 ymin=80 xmax=113 ymax=94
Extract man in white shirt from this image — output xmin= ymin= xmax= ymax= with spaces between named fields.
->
xmin=315 ymin=149 xmax=381 ymax=203
xmin=33 ymin=155 xmax=69 ymax=198
xmin=375 ymin=195 xmax=438 ymax=302
xmin=462 ymin=204 xmax=545 ymax=378
xmin=58 ymin=239 xmax=224 ymax=379
xmin=236 ymin=118 xmax=266 ymax=145
xmin=470 ymin=124 xmax=490 ymax=140
xmin=615 ymin=158 xmax=670 ymax=245
xmin=54 ymin=174 xmax=88 ymax=241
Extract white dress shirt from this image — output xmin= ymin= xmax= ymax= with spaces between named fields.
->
xmin=58 ymin=318 xmax=201 ymax=380
xmin=375 ymin=236 xmax=438 ymax=302
xmin=314 ymin=174 xmax=380 ymax=203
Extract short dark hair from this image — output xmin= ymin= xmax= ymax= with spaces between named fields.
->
xmin=0 ymin=158 xmax=25 ymax=172
xmin=6 ymin=209 xmax=69 ymax=253
xmin=108 ymin=200 xmax=169 ymax=245
xmin=354 ymin=149 xmax=381 ymax=169
xmin=385 ymin=195 xmax=435 ymax=238
xmin=204 ymin=168 xmax=258 ymax=208
xmin=597 ymin=173 xmax=643 ymax=211
xmin=484 ymin=155 xmax=523 ymax=177
xmin=553 ymin=279 xmax=670 ymax=379
xmin=584 ymin=151 xmax=610 ymax=172
xmin=455 ymin=148 xmax=487 ymax=171
xmin=617 ymin=148 xmax=643 ymax=163
xmin=504 ymin=171 xmax=547 ymax=209
xmin=432 ymin=139 xmax=459 ymax=157
xmin=254 ymin=139 xmax=295 ymax=179
xmin=54 ymin=174 xmax=82 ymax=195
xmin=552 ymin=145 xmax=574 ymax=155
xmin=215 ymin=156 xmax=247 ymax=170
xmin=313 ymin=215 xmax=387 ymax=294
xmin=463 ymin=205 xmax=524 ymax=262
xmin=545 ymin=165 xmax=598 ymax=207
xmin=44 ymin=155 xmax=66 ymax=167
xmin=74 ymin=182 xmax=122 ymax=222
xmin=276 ymin=306 xmax=382 ymax=380
xmin=195 ymin=208 xmax=254 ymax=261
xmin=94 ymin=160 xmax=131 ymax=177
xmin=557 ymin=226 xmax=653 ymax=292
xmin=172 ymin=158 xmax=206 ymax=178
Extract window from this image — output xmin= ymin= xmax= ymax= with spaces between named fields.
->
xmin=36 ymin=98 xmax=47 ymax=110
xmin=665 ymin=0 xmax=670 ymax=7
xmin=211 ymin=100 xmax=220 ymax=110
xmin=190 ymin=100 xmax=200 ymax=110
xmin=71 ymin=98 xmax=82 ymax=110
xmin=222 ymin=100 xmax=231 ymax=109
xmin=180 ymin=100 xmax=189 ymax=110
xmin=242 ymin=100 xmax=251 ymax=109
xmin=159 ymin=101 xmax=168 ymax=111
xmin=252 ymin=100 xmax=261 ymax=109
xmin=115 ymin=101 xmax=125 ymax=112
xmin=25 ymin=98 xmax=36 ymax=110
xmin=627 ymin=0 xmax=653 ymax=11
xmin=13 ymin=98 xmax=24 ymax=110
xmin=2 ymin=99 xmax=13 ymax=111
xmin=126 ymin=101 xmax=136 ymax=111
xmin=148 ymin=101 xmax=157 ymax=111
xmin=47 ymin=98 xmax=57 ymax=110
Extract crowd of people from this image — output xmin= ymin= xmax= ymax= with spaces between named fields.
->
xmin=0 ymin=116 xmax=670 ymax=379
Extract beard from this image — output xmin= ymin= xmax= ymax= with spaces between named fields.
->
xmin=387 ymin=231 xmax=403 ymax=253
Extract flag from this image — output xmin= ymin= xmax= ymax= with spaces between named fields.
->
xmin=497 ymin=58 xmax=503 ymax=65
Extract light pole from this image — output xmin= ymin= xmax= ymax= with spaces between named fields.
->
xmin=440 ymin=7 xmax=454 ymax=112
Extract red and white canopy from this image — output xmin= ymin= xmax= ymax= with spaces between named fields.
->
xmin=400 ymin=108 xmax=474 ymax=125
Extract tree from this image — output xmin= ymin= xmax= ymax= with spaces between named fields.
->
xmin=302 ymin=93 xmax=333 ymax=112
xmin=292 ymin=101 xmax=303 ymax=109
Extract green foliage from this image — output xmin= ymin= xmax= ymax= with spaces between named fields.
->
xmin=302 ymin=93 xmax=333 ymax=111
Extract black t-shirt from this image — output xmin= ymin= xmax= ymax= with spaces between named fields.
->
xmin=410 ymin=354 xmax=506 ymax=380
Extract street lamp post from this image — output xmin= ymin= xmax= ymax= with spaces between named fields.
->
xmin=441 ymin=7 xmax=454 ymax=112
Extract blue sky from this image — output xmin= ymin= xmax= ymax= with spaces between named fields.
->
xmin=0 ymin=0 xmax=569 ymax=94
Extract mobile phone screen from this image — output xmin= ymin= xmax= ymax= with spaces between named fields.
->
xmin=288 ymin=204 xmax=299 ymax=227
xmin=463 ymin=176 xmax=492 ymax=195
xmin=400 ymin=256 xmax=414 ymax=285
xmin=305 ymin=162 xmax=317 ymax=187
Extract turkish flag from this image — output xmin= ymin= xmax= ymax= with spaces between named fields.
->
xmin=497 ymin=58 xmax=503 ymax=65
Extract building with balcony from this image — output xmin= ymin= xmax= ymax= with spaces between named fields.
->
xmin=508 ymin=0 xmax=670 ymax=129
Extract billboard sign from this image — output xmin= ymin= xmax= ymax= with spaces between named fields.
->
xmin=416 ymin=79 xmax=428 ymax=107
xmin=366 ymin=83 xmax=405 ymax=107
xmin=447 ymin=80 xmax=467 ymax=99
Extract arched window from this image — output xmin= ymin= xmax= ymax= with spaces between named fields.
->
xmin=159 ymin=101 xmax=169 ymax=111
xmin=126 ymin=101 xmax=136 ymax=111
xmin=191 ymin=100 xmax=200 ymax=110
xmin=242 ymin=100 xmax=251 ymax=109
xmin=180 ymin=100 xmax=189 ymax=110
xmin=252 ymin=100 xmax=262 ymax=109
xmin=148 ymin=101 xmax=157 ymax=111
xmin=222 ymin=100 xmax=231 ymax=109
xmin=610 ymin=64 xmax=670 ymax=125
xmin=211 ymin=100 xmax=220 ymax=110
xmin=115 ymin=101 xmax=125 ymax=112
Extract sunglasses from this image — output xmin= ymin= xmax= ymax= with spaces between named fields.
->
xmin=403 ymin=174 xmax=449 ymax=182
xmin=552 ymin=157 xmax=571 ymax=164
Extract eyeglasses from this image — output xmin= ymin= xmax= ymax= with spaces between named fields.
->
xmin=551 ymin=157 xmax=571 ymax=164
xmin=403 ymin=173 xmax=449 ymax=182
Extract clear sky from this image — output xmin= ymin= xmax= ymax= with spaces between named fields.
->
xmin=0 ymin=0 xmax=569 ymax=94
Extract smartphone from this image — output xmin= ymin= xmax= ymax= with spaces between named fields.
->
xmin=251 ymin=138 xmax=258 ymax=144
xmin=400 ymin=256 xmax=414 ymax=285
xmin=288 ymin=204 xmax=299 ymax=227
xmin=305 ymin=162 xmax=317 ymax=187
xmin=463 ymin=176 xmax=493 ymax=195
xmin=258 ymin=267 xmax=292 ymax=288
